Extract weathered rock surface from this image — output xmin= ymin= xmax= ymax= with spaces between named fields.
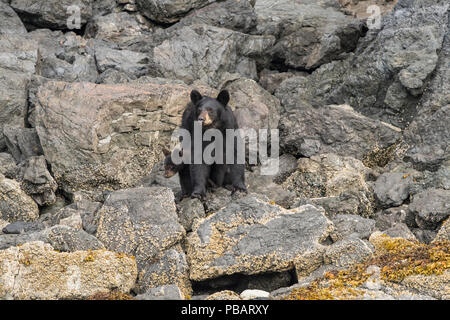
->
xmin=323 ymin=237 xmax=374 ymax=268
xmin=409 ymin=188 xmax=450 ymax=230
xmin=135 ymin=284 xmax=185 ymax=300
xmin=153 ymin=24 xmax=275 ymax=87
xmin=330 ymin=214 xmax=376 ymax=241
xmin=10 ymin=0 xmax=93 ymax=29
xmin=177 ymin=197 xmax=206 ymax=232
xmin=3 ymin=126 xmax=43 ymax=162
xmin=0 ymin=174 xmax=39 ymax=223
xmin=0 ymin=35 xmax=38 ymax=74
xmin=2 ymin=221 xmax=44 ymax=235
xmin=276 ymin=102 xmax=401 ymax=159
xmin=85 ymin=12 xmax=153 ymax=45
xmin=373 ymin=172 xmax=413 ymax=207
xmin=284 ymin=153 xmax=375 ymax=217
xmin=136 ymin=0 xmax=214 ymax=24
xmin=0 ymin=153 xmax=17 ymax=179
xmin=254 ymin=0 xmax=364 ymax=70
xmin=273 ymin=0 xmax=449 ymax=131
xmin=96 ymin=187 xmax=190 ymax=294
xmin=0 ymin=241 xmax=137 ymax=300
xmin=175 ymin=0 xmax=257 ymax=33
xmin=15 ymin=156 xmax=57 ymax=206
xmin=0 ymin=1 xmax=27 ymax=34
xmin=187 ymin=197 xmax=333 ymax=281
xmin=0 ymin=69 xmax=28 ymax=149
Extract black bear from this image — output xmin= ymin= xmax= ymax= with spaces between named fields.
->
xmin=162 ymin=147 xmax=217 ymax=198
xmin=179 ymin=89 xmax=246 ymax=199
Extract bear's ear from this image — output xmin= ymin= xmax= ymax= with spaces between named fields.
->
xmin=162 ymin=148 xmax=171 ymax=157
xmin=190 ymin=90 xmax=203 ymax=105
xmin=217 ymin=90 xmax=230 ymax=106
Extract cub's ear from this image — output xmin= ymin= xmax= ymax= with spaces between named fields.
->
xmin=217 ymin=90 xmax=230 ymax=106
xmin=190 ymin=90 xmax=203 ymax=105
xmin=162 ymin=148 xmax=171 ymax=157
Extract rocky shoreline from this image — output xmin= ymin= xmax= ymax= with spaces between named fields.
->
xmin=0 ymin=0 xmax=448 ymax=300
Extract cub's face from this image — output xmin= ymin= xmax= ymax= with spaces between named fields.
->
xmin=190 ymin=90 xmax=230 ymax=128
xmin=164 ymin=163 xmax=178 ymax=178
xmin=162 ymin=148 xmax=179 ymax=178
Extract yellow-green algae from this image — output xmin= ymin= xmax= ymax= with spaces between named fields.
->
xmin=284 ymin=236 xmax=449 ymax=300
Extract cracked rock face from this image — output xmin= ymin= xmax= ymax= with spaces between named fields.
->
xmin=0 ymin=241 xmax=137 ymax=300
xmin=187 ymin=196 xmax=334 ymax=281
xmin=153 ymin=24 xmax=275 ymax=87
xmin=136 ymin=0 xmax=215 ymax=24
xmin=95 ymin=187 xmax=191 ymax=295
xmin=253 ymin=0 xmax=364 ymax=70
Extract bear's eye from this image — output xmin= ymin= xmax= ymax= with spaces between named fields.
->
xmin=207 ymin=107 xmax=213 ymax=112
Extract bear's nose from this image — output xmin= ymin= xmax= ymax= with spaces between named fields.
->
xmin=198 ymin=116 xmax=205 ymax=122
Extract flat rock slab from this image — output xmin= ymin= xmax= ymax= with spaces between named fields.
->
xmin=187 ymin=196 xmax=333 ymax=281
xmin=0 ymin=241 xmax=137 ymax=300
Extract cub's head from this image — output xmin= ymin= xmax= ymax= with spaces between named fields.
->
xmin=190 ymin=89 xmax=230 ymax=128
xmin=162 ymin=148 xmax=180 ymax=178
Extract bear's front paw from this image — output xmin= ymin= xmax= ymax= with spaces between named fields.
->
xmin=231 ymin=185 xmax=247 ymax=195
xmin=191 ymin=192 xmax=206 ymax=201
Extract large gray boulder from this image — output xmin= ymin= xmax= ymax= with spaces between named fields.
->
xmin=85 ymin=12 xmax=154 ymax=45
xmin=409 ymin=188 xmax=450 ymax=230
xmin=0 ymin=35 xmax=38 ymax=74
xmin=153 ymin=24 xmax=275 ymax=87
xmin=29 ymin=30 xmax=99 ymax=83
xmin=10 ymin=0 xmax=93 ymax=29
xmin=0 ymin=68 xmax=28 ymax=150
xmin=3 ymin=126 xmax=43 ymax=162
xmin=402 ymin=17 xmax=449 ymax=170
xmin=16 ymin=156 xmax=58 ymax=206
xmin=175 ymin=0 xmax=257 ymax=33
xmin=94 ymin=44 xmax=151 ymax=79
xmin=330 ymin=214 xmax=376 ymax=242
xmin=0 ymin=173 xmax=39 ymax=223
xmin=0 ymin=1 xmax=27 ymax=34
xmin=273 ymin=0 xmax=449 ymax=131
xmin=284 ymin=153 xmax=375 ymax=217
xmin=276 ymin=102 xmax=401 ymax=159
xmin=253 ymin=0 xmax=364 ymax=70
xmin=373 ymin=172 xmax=414 ymax=207
xmin=0 ymin=241 xmax=137 ymax=300
xmin=95 ymin=187 xmax=190 ymax=295
xmin=186 ymin=197 xmax=333 ymax=281
xmin=136 ymin=0 xmax=214 ymax=24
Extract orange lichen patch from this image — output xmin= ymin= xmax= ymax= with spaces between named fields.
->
xmin=87 ymin=291 xmax=135 ymax=300
xmin=83 ymin=251 xmax=96 ymax=262
xmin=284 ymin=237 xmax=449 ymax=300
xmin=370 ymin=238 xmax=449 ymax=282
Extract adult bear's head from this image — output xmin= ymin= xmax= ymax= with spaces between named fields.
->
xmin=190 ymin=89 xmax=230 ymax=128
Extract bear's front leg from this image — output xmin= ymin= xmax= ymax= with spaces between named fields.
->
xmin=190 ymin=164 xmax=211 ymax=200
xmin=209 ymin=163 xmax=227 ymax=188
xmin=229 ymin=163 xmax=247 ymax=194
xmin=178 ymin=165 xmax=192 ymax=199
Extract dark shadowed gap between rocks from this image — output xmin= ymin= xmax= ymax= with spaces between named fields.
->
xmin=16 ymin=12 xmax=89 ymax=36
xmin=191 ymin=269 xmax=298 ymax=296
